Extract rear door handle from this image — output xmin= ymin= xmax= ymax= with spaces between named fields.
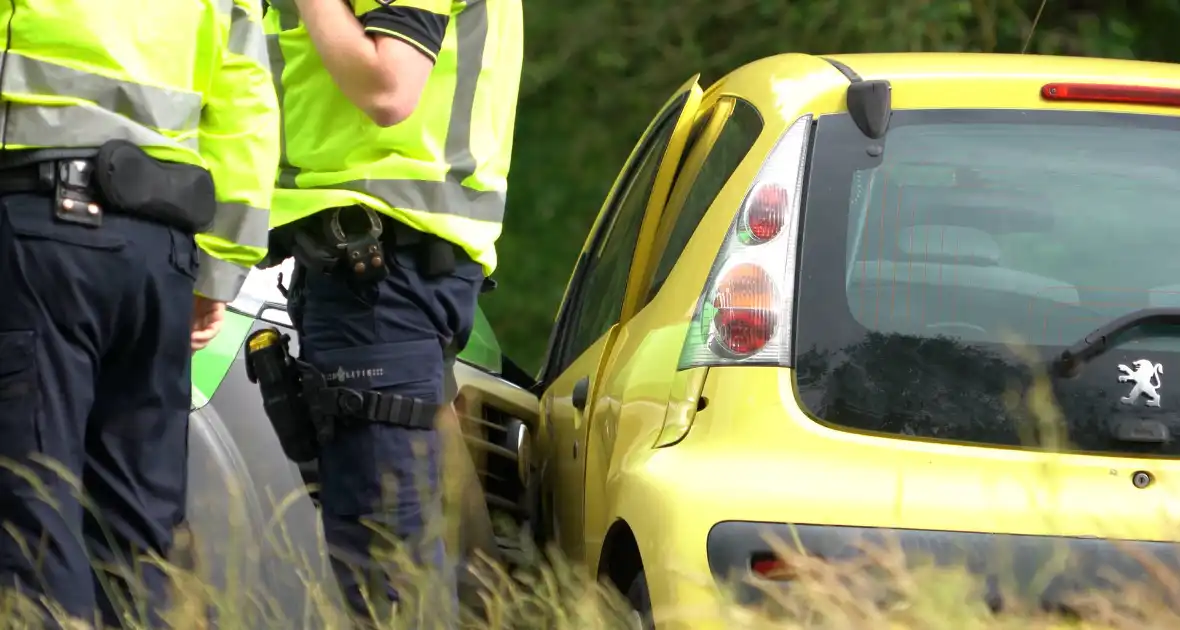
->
xmin=572 ymin=376 xmax=590 ymax=412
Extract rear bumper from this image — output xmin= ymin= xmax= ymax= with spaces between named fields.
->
xmin=707 ymin=521 xmax=1180 ymax=610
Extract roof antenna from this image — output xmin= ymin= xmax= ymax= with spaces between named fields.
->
xmin=1021 ymin=0 xmax=1048 ymax=54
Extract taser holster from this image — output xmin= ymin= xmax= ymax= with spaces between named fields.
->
xmin=244 ymin=327 xmax=440 ymax=464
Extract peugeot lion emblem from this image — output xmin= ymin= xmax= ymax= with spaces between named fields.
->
xmin=1119 ymin=359 xmax=1164 ymax=407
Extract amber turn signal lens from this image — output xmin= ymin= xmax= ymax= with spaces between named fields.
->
xmin=712 ymin=262 xmax=777 ymax=356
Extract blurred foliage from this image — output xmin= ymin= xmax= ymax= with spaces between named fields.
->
xmin=483 ymin=0 xmax=1180 ymax=373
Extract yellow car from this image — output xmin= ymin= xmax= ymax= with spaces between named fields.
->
xmin=461 ymin=52 xmax=1180 ymax=628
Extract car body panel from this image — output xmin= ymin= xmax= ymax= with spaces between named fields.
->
xmin=465 ymin=304 xmax=503 ymax=375
xmin=492 ymin=52 xmax=1180 ymax=628
xmin=621 ymin=74 xmax=706 ymax=321
xmin=540 ymin=75 xmax=705 ymax=562
xmin=192 ymin=310 xmax=256 ymax=406
xmin=588 ymin=366 xmax=1180 ymax=627
xmin=578 ymin=89 xmax=745 ymax=560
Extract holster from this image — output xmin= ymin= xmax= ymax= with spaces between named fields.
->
xmin=244 ymin=326 xmax=441 ymax=464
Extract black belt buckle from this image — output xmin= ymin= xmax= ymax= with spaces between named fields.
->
xmin=328 ymin=207 xmax=387 ymax=283
xmin=49 ymin=159 xmax=102 ymax=227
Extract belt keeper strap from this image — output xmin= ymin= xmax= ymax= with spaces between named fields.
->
xmin=322 ymin=387 xmax=438 ymax=430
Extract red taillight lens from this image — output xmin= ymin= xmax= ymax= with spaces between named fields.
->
xmin=678 ymin=113 xmax=812 ymax=372
xmin=1041 ymin=83 xmax=1180 ymax=108
xmin=712 ymin=263 xmax=777 ymax=356
xmin=751 ymin=555 xmax=796 ymax=581
xmin=744 ymin=183 xmax=789 ymax=242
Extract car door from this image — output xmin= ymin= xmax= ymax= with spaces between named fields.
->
xmin=538 ymin=75 xmax=704 ymax=563
xmin=580 ymin=96 xmax=769 ymax=565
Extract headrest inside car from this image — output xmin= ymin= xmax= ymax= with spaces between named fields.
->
xmin=896 ymin=225 xmax=1002 ymax=266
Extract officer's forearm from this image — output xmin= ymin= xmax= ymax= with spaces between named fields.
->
xmin=295 ymin=0 xmax=408 ymax=126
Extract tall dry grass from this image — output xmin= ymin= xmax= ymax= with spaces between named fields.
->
xmin=8 ymin=518 xmax=1180 ymax=630
xmin=6 ymin=345 xmax=1180 ymax=629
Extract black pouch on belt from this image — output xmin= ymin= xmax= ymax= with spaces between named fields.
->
xmin=93 ymin=139 xmax=217 ymax=233
xmin=420 ymin=236 xmax=456 ymax=278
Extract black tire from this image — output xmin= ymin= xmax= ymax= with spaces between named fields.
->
xmin=626 ymin=571 xmax=655 ymax=630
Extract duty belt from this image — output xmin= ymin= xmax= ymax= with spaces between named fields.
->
xmin=244 ymin=328 xmax=440 ymax=464
xmin=0 ymin=153 xmax=105 ymax=226
xmin=284 ymin=205 xmax=460 ymax=281
xmin=0 ymin=143 xmax=217 ymax=234
xmin=297 ymin=358 xmax=438 ymax=442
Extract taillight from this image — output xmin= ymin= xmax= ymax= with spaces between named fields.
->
xmin=678 ymin=114 xmax=812 ymax=370
xmin=712 ymin=262 xmax=778 ymax=357
xmin=750 ymin=555 xmax=797 ymax=581
xmin=1041 ymin=83 xmax=1180 ymax=108
xmin=740 ymin=183 xmax=789 ymax=243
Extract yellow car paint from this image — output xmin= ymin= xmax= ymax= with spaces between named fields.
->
xmin=532 ymin=52 xmax=1180 ymax=628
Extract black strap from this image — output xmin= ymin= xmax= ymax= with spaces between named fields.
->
xmin=423 ymin=237 xmax=456 ymax=276
xmin=0 ymin=160 xmax=56 ymax=195
xmin=386 ymin=219 xmax=457 ymax=277
xmin=0 ymin=149 xmax=97 ymax=171
xmin=295 ymin=359 xmax=438 ymax=433
xmin=316 ymin=387 xmax=437 ymax=430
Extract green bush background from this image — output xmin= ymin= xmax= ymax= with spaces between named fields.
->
xmin=481 ymin=0 xmax=1180 ymax=373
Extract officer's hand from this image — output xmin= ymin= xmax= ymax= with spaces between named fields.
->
xmin=191 ymin=296 xmax=227 ymax=353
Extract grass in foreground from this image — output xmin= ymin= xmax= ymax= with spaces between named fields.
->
xmin=6 ymin=509 xmax=1180 ymax=630
xmin=8 ymin=345 xmax=1180 ymax=629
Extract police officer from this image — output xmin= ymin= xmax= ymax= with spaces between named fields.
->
xmin=0 ymin=1 xmax=279 ymax=627
xmin=262 ymin=0 xmax=522 ymax=623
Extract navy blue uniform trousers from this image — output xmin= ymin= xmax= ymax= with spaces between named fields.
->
xmin=0 ymin=193 xmax=194 ymax=628
xmin=289 ymin=220 xmax=483 ymax=624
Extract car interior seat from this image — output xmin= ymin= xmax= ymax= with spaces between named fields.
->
xmin=847 ymin=224 xmax=1080 ymax=341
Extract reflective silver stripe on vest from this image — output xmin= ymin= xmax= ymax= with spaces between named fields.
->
xmin=442 ymin=0 xmax=486 ymax=184
xmin=207 ymin=201 xmax=271 ymax=248
xmin=0 ymin=51 xmax=202 ymax=133
xmin=194 ymin=249 xmax=250 ymax=304
xmin=228 ymin=2 xmax=269 ymax=66
xmin=0 ymin=103 xmax=198 ymax=151
xmin=273 ymin=0 xmax=505 ymax=223
xmin=265 ymin=0 xmax=301 ymax=188
xmin=337 ymin=177 xmax=505 ymax=223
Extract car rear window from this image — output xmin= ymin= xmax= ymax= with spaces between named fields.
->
xmin=793 ymin=108 xmax=1180 ymax=456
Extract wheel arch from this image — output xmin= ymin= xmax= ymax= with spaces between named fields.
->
xmin=597 ymin=518 xmax=644 ymax=594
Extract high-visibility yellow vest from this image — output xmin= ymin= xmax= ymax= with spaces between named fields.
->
xmin=0 ymin=0 xmax=281 ymax=302
xmin=263 ymin=0 xmax=523 ymax=276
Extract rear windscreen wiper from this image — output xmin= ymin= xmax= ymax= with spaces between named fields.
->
xmin=1053 ymin=307 xmax=1180 ymax=377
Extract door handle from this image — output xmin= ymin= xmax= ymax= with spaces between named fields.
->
xmin=572 ymin=376 xmax=590 ymax=413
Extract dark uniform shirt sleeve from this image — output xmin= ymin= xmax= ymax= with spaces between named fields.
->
xmin=362 ymin=4 xmax=449 ymax=63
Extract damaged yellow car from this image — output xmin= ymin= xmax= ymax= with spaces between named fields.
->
xmin=461 ymin=52 xmax=1180 ymax=628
